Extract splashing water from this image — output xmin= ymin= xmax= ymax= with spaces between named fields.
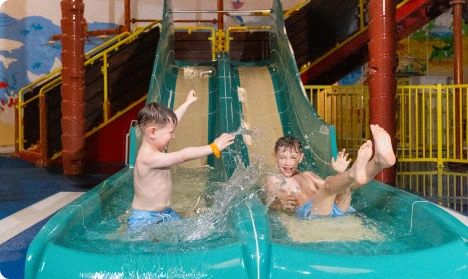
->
xmin=182 ymin=66 xmax=213 ymax=81
xmin=141 ymin=158 xmax=265 ymax=243
xmin=230 ymin=123 xmax=254 ymax=137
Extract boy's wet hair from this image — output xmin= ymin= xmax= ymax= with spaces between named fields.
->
xmin=274 ymin=136 xmax=303 ymax=154
xmin=137 ymin=102 xmax=178 ymax=130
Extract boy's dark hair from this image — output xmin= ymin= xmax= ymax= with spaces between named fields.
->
xmin=274 ymin=136 xmax=303 ymax=154
xmin=137 ymin=102 xmax=178 ymax=130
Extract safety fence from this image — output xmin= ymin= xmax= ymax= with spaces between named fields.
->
xmin=396 ymin=167 xmax=468 ymax=214
xmin=305 ymin=84 xmax=468 ymax=168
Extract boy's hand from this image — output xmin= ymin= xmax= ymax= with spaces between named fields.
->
xmin=331 ymin=149 xmax=351 ymax=173
xmin=185 ymin=90 xmax=198 ymax=105
xmin=281 ymin=194 xmax=298 ymax=214
xmin=214 ymin=133 xmax=235 ymax=151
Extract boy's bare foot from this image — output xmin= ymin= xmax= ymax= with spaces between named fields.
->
xmin=370 ymin=124 xmax=396 ymax=168
xmin=350 ymin=140 xmax=373 ymax=185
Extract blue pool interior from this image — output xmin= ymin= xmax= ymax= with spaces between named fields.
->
xmin=23 ymin=0 xmax=468 ymax=278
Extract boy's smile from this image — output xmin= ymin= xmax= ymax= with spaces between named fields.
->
xmin=274 ymin=147 xmax=304 ymax=177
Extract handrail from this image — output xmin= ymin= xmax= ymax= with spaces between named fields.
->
xmin=17 ymin=32 xmax=132 ymax=107
xmin=298 ymin=27 xmax=368 ymax=75
xmin=283 ymin=0 xmax=310 ymax=19
xmin=16 ymin=20 xmax=161 ymax=159
xmin=170 ymin=9 xmax=271 ymax=15
xmin=296 ymin=0 xmax=432 ymax=76
xmin=50 ymin=94 xmax=147 ymax=160
xmin=225 ymin=26 xmax=270 ymax=52
xmin=174 ymin=26 xmax=216 ymax=60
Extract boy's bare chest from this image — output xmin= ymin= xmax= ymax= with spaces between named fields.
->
xmin=290 ymin=175 xmax=317 ymax=196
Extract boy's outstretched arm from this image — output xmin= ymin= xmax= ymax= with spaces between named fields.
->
xmin=142 ymin=133 xmax=235 ymax=169
xmin=174 ymin=90 xmax=198 ymax=122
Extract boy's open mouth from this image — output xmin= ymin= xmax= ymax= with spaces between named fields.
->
xmin=281 ymin=167 xmax=295 ymax=176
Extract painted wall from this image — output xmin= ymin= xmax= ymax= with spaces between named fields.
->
xmin=340 ymin=9 xmax=468 ymax=86
xmin=396 ymin=9 xmax=468 ymax=85
xmin=0 ymin=0 xmax=305 ymax=152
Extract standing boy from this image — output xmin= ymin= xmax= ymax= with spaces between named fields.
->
xmin=128 ymin=90 xmax=235 ymax=230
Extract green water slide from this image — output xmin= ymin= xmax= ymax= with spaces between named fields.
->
xmin=25 ymin=0 xmax=468 ymax=278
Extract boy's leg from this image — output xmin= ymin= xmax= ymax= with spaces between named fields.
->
xmin=310 ymin=141 xmax=373 ymax=215
xmin=349 ymin=124 xmax=396 ymax=189
xmin=335 ymin=124 xmax=397 ymax=211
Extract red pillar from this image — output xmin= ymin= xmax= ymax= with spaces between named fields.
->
xmin=452 ymin=0 xmax=465 ymax=158
xmin=60 ymin=0 xmax=86 ymax=175
xmin=218 ymin=0 xmax=224 ymax=31
xmin=124 ymin=0 xmax=131 ymax=33
xmin=367 ymin=0 xmax=398 ymax=184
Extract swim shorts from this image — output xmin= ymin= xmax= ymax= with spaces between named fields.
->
xmin=296 ymin=200 xmax=356 ymax=219
xmin=127 ymin=207 xmax=181 ymax=230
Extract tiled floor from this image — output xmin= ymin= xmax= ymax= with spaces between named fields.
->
xmin=0 ymin=155 xmax=112 ymax=279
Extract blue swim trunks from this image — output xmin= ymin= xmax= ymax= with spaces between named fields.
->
xmin=127 ymin=207 xmax=181 ymax=230
xmin=296 ymin=200 xmax=356 ymax=219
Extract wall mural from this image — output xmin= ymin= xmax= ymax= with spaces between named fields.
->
xmin=0 ymin=12 xmax=118 ymax=148
xmin=340 ymin=10 xmax=467 ymax=86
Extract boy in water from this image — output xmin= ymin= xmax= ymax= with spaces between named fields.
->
xmin=265 ymin=124 xmax=396 ymax=218
xmin=128 ymin=90 xmax=235 ymax=230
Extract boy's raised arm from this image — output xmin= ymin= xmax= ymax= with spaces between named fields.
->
xmin=142 ymin=133 xmax=235 ymax=169
xmin=174 ymin=90 xmax=198 ymax=122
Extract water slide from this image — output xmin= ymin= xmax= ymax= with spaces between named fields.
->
xmin=25 ymin=0 xmax=468 ymax=278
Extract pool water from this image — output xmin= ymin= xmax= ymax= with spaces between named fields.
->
xmin=55 ymin=160 xmax=266 ymax=254
xmin=51 ymin=154 xmax=465 ymax=258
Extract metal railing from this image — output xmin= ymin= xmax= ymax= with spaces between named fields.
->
xmin=398 ymin=84 xmax=468 ymax=166
xmin=174 ymin=26 xmax=216 ymax=60
xmin=305 ymin=84 xmax=468 ymax=168
xmin=16 ymin=21 xmax=161 ymax=163
xmin=225 ymin=26 xmax=270 ymax=52
xmin=297 ymin=0 xmax=411 ymax=75
xmin=306 ymin=85 xmax=370 ymax=158
xmin=396 ymin=168 xmax=468 ymax=214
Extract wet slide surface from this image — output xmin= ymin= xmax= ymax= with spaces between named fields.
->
xmin=167 ymin=66 xmax=211 ymax=168
xmin=236 ymin=66 xmax=283 ymax=167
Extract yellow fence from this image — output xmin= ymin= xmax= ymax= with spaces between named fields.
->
xmin=306 ymin=85 xmax=370 ymax=158
xmin=305 ymin=84 xmax=468 ymax=168
xmin=396 ymin=168 xmax=468 ymax=214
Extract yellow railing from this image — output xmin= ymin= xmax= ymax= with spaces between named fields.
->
xmin=225 ymin=26 xmax=271 ymax=52
xmin=396 ymin=169 xmax=468 ymax=214
xmin=283 ymin=0 xmax=310 ymax=19
xmin=298 ymin=0 xmax=368 ymax=74
xmin=174 ymin=26 xmax=216 ymax=60
xmin=298 ymin=0 xmax=411 ymax=75
xmin=16 ymin=20 xmax=161 ymax=161
xmin=305 ymin=84 xmax=468 ymax=168
xmin=398 ymin=84 xmax=468 ymax=166
xmin=305 ymin=85 xmax=370 ymax=158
